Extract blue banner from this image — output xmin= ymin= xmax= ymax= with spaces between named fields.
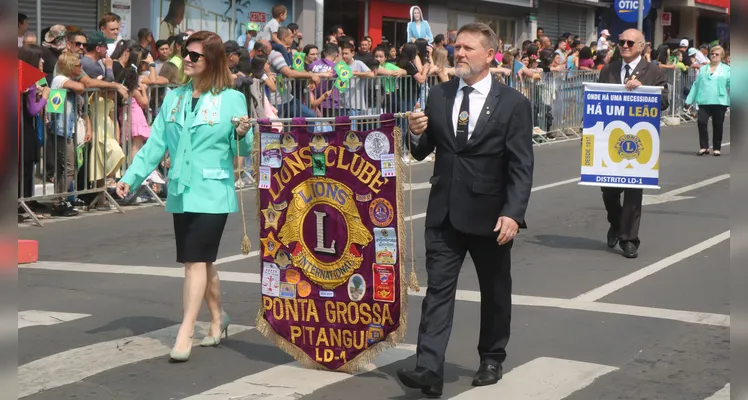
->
xmin=580 ymin=83 xmax=662 ymax=189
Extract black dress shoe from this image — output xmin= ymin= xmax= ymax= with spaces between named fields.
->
xmin=606 ymin=227 xmax=619 ymax=248
xmin=622 ymin=242 xmax=638 ymax=259
xmin=397 ymin=368 xmax=443 ymax=396
xmin=421 ymin=380 xmax=443 ymax=398
xmin=472 ymin=362 xmax=502 ymax=386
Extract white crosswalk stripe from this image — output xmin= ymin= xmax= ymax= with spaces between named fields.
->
xmin=184 ymin=344 xmax=417 ymax=399
xmin=448 ymin=357 xmax=617 ymax=399
xmin=705 ymin=384 xmax=730 ymax=400
xmin=18 ymin=310 xmax=91 ymax=328
xmin=18 ymin=322 xmax=254 ymax=398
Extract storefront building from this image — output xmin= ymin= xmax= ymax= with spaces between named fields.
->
xmin=653 ymin=0 xmax=728 ymax=46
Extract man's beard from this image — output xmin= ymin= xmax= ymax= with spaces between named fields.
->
xmin=454 ymin=62 xmax=481 ymax=78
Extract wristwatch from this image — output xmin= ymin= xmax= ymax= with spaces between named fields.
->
xmin=149 ymin=63 xmax=156 ymax=68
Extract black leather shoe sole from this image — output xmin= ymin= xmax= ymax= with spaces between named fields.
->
xmin=607 ymin=236 xmax=619 ymax=248
xmin=396 ymin=370 xmax=441 ymax=390
xmin=421 ymin=382 xmax=443 ymax=398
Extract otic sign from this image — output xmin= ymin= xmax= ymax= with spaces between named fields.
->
xmin=615 ymin=0 xmax=651 ymax=22
xmin=580 ymin=83 xmax=662 ymax=189
xmin=256 ymin=116 xmax=407 ymax=372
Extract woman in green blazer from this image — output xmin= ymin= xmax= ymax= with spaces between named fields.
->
xmin=686 ymin=45 xmax=730 ymax=156
xmin=116 ymin=31 xmax=253 ymax=362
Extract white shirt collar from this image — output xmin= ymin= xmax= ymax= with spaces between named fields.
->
xmin=457 ymin=72 xmax=493 ymax=95
xmin=623 ymin=55 xmax=642 ymax=71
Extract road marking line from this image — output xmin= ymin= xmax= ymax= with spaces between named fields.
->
xmin=21 ymin=262 xmax=729 ymax=327
xmin=214 ymin=176 xmax=578 ymax=265
xmin=643 ymin=174 xmax=730 ymax=206
xmin=574 ymin=231 xmax=730 ymax=302
xmin=18 ymin=311 xmax=91 ymax=329
xmin=705 ymin=383 xmax=730 ymax=400
xmin=18 ymin=322 xmax=254 ymax=398
xmin=183 ymin=344 xmax=417 ymax=399
xmin=448 ymin=357 xmax=617 ymax=400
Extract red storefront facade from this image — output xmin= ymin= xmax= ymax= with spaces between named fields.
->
xmin=364 ymin=0 xmax=414 ymax=48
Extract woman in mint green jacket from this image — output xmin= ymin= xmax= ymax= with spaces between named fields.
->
xmin=686 ymin=45 xmax=730 ymax=156
xmin=116 ymin=31 xmax=253 ymax=362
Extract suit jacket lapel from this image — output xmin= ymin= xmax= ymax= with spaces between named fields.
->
xmin=611 ymin=60 xmax=623 ymax=84
xmin=630 ymin=59 xmax=649 ymax=82
xmin=466 ymin=78 xmax=501 ymax=147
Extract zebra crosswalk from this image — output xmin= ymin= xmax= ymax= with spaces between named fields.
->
xmin=17 ymin=309 xmax=731 ymax=400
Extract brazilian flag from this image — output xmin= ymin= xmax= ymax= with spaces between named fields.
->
xmin=46 ymin=89 xmax=66 ymax=114
xmin=334 ymin=77 xmax=349 ymax=93
xmin=334 ymin=60 xmax=353 ymax=83
xmin=292 ymin=52 xmax=306 ymax=72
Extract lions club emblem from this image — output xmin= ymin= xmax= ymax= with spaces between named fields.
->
xmin=608 ymin=127 xmax=654 ymax=165
xmin=277 ymin=178 xmax=373 ymax=289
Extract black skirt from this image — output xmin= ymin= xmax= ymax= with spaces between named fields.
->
xmin=173 ymin=212 xmax=229 ymax=263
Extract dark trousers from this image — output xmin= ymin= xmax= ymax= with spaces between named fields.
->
xmin=697 ymin=104 xmax=727 ymax=151
xmin=416 ymin=218 xmax=512 ymax=377
xmin=602 ymin=187 xmax=643 ymax=247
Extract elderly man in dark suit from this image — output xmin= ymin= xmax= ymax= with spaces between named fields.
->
xmin=396 ymin=22 xmax=534 ymax=397
xmin=598 ymin=28 xmax=669 ymax=259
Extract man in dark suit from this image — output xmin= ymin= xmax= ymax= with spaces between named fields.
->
xmin=598 ymin=29 xmax=669 ymax=259
xmin=396 ymin=23 xmax=534 ymax=397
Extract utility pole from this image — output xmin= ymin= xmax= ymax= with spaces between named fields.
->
xmin=637 ymin=0 xmax=644 ymax=32
xmin=316 ymin=0 xmax=324 ymax=48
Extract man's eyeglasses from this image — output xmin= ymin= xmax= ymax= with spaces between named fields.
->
xmin=618 ymin=40 xmax=636 ymax=48
xmin=74 ymin=41 xmax=86 ymax=48
xmin=182 ymin=48 xmax=204 ymax=62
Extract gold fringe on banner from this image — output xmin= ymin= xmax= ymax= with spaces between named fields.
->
xmin=237 ymin=127 xmax=252 ymax=255
xmin=252 ymin=118 xmax=414 ymax=374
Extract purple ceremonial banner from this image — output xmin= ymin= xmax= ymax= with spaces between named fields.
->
xmin=255 ymin=115 xmax=407 ymax=372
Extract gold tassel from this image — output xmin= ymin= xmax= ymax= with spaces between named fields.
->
xmin=237 ymin=125 xmax=251 ymax=255
xmin=404 ymin=121 xmax=420 ymax=293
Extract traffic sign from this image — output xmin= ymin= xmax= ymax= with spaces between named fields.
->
xmin=614 ymin=0 xmax=651 ymax=23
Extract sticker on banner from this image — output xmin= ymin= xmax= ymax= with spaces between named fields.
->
xmin=367 ymin=324 xmax=384 ymax=345
xmin=310 ymin=134 xmax=329 ymax=153
xmin=297 ymin=280 xmax=312 ymax=298
xmin=312 ymin=153 xmax=326 ymax=176
xmin=369 ymin=198 xmax=394 ymax=227
xmin=319 ymin=290 xmax=335 ymax=298
xmin=364 ymin=131 xmax=390 ymax=160
xmin=274 ymin=249 xmax=293 ymax=269
xmin=262 ymin=263 xmax=281 ymax=297
xmin=261 ymin=232 xmax=282 ymax=258
xmin=280 ymin=133 xmax=298 ymax=154
xmin=344 ymin=131 xmax=363 ymax=152
xmin=285 ymin=269 xmax=301 ymax=284
xmin=373 ymin=264 xmax=395 ymax=302
xmin=258 ymin=166 xmax=271 ymax=189
xmin=374 ymin=228 xmax=397 ymax=264
xmin=261 ymin=202 xmax=281 ymax=230
xmin=348 ymin=274 xmax=366 ymax=302
xmin=380 ymin=154 xmax=395 ymax=177
xmin=279 ymin=283 xmax=296 ymax=299
xmin=261 ymin=133 xmax=282 ymax=168
xmin=273 ymin=200 xmax=288 ymax=211
xmin=356 ymin=192 xmax=372 ymax=203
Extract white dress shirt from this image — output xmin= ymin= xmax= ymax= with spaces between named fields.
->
xmin=410 ymin=72 xmax=492 ymax=142
xmin=621 ymin=55 xmax=642 ymax=83
xmin=452 ymin=73 xmax=492 ymax=140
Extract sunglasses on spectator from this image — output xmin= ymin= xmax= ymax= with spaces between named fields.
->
xmin=618 ymin=40 xmax=636 ymax=48
xmin=182 ymin=48 xmax=204 ymax=62
xmin=74 ymin=41 xmax=86 ymax=47
xmin=711 ymin=52 xmax=720 ymax=56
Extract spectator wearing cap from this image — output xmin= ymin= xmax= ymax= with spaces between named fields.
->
xmin=224 ymin=40 xmax=252 ymax=88
xmin=81 ymin=31 xmax=115 ymax=81
xmin=695 ymin=43 xmax=710 ymax=65
xmin=597 ymin=29 xmax=610 ymax=51
xmin=238 ymin=23 xmax=258 ymax=50
xmin=154 ymin=39 xmax=171 ymax=74
xmin=678 ymin=38 xmax=692 ymax=66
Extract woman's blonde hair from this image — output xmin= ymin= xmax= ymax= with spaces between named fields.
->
xmin=159 ymin=61 xmax=181 ymax=84
xmin=432 ymin=47 xmax=448 ymax=69
xmin=56 ymin=52 xmax=80 ymax=78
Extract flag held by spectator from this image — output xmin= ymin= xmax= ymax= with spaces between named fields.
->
xmin=292 ymin=52 xmax=306 ymax=72
xmin=46 ymin=90 xmax=66 ymax=114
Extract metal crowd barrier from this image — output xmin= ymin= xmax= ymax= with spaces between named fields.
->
xmin=19 ymin=70 xmax=701 ymax=226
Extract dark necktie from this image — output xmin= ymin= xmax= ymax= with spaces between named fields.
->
xmin=456 ymin=86 xmax=474 ymax=148
xmin=624 ymin=64 xmax=632 ymax=83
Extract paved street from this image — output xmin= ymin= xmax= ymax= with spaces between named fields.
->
xmin=18 ymin=121 xmax=730 ymax=400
